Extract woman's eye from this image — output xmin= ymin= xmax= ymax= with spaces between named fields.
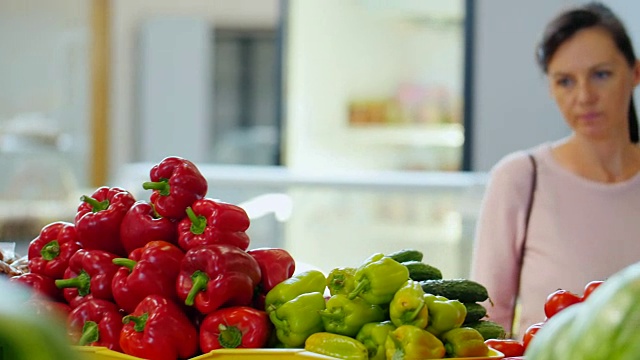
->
xmin=556 ymin=77 xmax=573 ymax=87
xmin=594 ymin=70 xmax=612 ymax=79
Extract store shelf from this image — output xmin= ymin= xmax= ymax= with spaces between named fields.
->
xmin=346 ymin=123 xmax=464 ymax=148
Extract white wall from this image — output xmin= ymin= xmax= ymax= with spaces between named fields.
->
xmin=137 ymin=17 xmax=212 ymax=164
xmin=0 ymin=0 xmax=91 ymax=187
xmin=108 ymin=0 xmax=279 ymax=183
xmin=471 ymin=0 xmax=578 ymax=171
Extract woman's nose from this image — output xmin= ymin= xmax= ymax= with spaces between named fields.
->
xmin=576 ymin=80 xmax=598 ymax=104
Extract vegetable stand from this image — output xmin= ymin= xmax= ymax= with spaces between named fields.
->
xmin=2 ymin=157 xmax=507 ymax=360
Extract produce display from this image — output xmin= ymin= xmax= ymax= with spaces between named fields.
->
xmin=524 ymin=266 xmax=640 ymax=359
xmin=472 ymin=279 xmax=605 ymax=359
xmin=1 ymin=156 xmax=509 ymax=360
xmin=516 ymin=280 xmax=604 ymax=354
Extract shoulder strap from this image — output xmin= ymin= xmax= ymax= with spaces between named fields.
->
xmin=524 ymin=154 xmax=537 ymax=230
xmin=510 ymin=153 xmax=538 ymax=336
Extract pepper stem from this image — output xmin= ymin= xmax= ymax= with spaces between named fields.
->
xmin=403 ymin=301 xmax=426 ymax=323
xmin=80 ymin=195 xmax=110 ymax=212
xmin=78 ymin=321 xmax=99 ymax=346
xmin=361 ymin=338 xmax=378 ymax=359
xmin=55 ymin=270 xmax=91 ymax=296
xmin=329 ymin=274 xmax=346 ymax=292
xmin=112 ymin=258 xmax=137 ymax=271
xmin=268 ymin=311 xmax=286 ymax=329
xmin=40 ymin=240 xmax=61 ymax=261
xmin=142 ymin=179 xmax=170 ymax=196
xmin=186 ymin=207 xmax=207 ymax=235
xmin=123 ymin=313 xmax=149 ymax=332
xmin=318 ymin=309 xmax=344 ymax=321
xmin=348 ymin=278 xmax=370 ymax=300
xmin=185 ymin=270 xmax=209 ymax=306
xmin=390 ymin=334 xmax=405 ymax=360
xmin=444 ymin=343 xmax=454 ymax=357
xmin=218 ymin=324 xmax=243 ymax=348
xmin=151 ymin=203 xmax=162 ymax=218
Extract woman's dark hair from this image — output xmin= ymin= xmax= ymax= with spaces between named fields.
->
xmin=536 ymin=2 xmax=639 ymax=143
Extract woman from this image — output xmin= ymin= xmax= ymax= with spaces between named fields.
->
xmin=470 ymin=2 xmax=640 ymax=337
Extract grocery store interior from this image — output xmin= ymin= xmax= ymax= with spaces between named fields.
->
xmin=0 ymin=0 xmax=637 ymax=278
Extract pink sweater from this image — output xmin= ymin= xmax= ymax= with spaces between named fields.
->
xmin=470 ymin=143 xmax=640 ymax=337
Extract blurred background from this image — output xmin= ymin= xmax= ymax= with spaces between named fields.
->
xmin=1 ymin=0 xmax=637 ymax=277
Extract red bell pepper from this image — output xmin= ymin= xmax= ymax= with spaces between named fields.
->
xmin=247 ymin=247 xmax=296 ymax=309
xmin=120 ymin=200 xmax=178 ymax=255
xmin=75 ymin=186 xmax=136 ymax=256
xmin=27 ymin=221 xmax=82 ymax=279
xmin=55 ymin=249 xmax=120 ymax=308
xmin=9 ymin=272 xmax=64 ymax=302
xmin=120 ymin=294 xmax=199 ymax=360
xmin=176 ymin=244 xmax=261 ymax=314
xmin=177 ymin=198 xmax=251 ymax=251
xmin=199 ymin=306 xmax=271 ymax=352
xmin=111 ymin=240 xmax=184 ymax=314
xmin=142 ymin=156 xmax=208 ymax=221
xmin=67 ymin=298 xmax=124 ymax=351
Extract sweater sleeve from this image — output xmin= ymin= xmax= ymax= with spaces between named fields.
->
xmin=470 ymin=151 xmax=535 ymax=333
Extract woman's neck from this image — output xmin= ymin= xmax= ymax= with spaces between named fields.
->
xmin=552 ymin=135 xmax=640 ymax=183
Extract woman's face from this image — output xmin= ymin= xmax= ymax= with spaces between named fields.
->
xmin=547 ymin=27 xmax=640 ymax=142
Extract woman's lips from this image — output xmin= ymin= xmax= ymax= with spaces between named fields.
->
xmin=579 ymin=112 xmax=602 ymax=121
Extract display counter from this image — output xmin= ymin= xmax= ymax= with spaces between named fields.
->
xmin=115 ymin=163 xmax=489 ymax=278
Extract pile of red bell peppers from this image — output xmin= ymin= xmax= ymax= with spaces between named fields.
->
xmin=9 ymin=156 xmax=297 ymax=360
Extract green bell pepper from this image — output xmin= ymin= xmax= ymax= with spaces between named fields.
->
xmin=355 ymin=321 xmax=396 ymax=360
xmin=385 ymin=324 xmax=446 ymax=359
xmin=389 ymin=279 xmax=429 ymax=328
xmin=265 ymin=269 xmax=326 ymax=313
xmin=319 ymin=294 xmax=387 ymax=337
xmin=441 ymin=327 xmax=489 ymax=357
xmin=424 ymin=294 xmax=467 ymax=337
xmin=268 ymin=291 xmax=326 ymax=348
xmin=327 ymin=267 xmax=356 ymax=296
xmin=305 ymin=332 xmax=369 ymax=360
xmin=348 ymin=253 xmax=409 ymax=305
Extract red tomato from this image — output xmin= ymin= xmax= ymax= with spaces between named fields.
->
xmin=484 ymin=339 xmax=525 ymax=357
xmin=543 ymin=289 xmax=582 ymax=318
xmin=582 ymin=280 xmax=604 ymax=301
xmin=522 ymin=322 xmax=544 ymax=350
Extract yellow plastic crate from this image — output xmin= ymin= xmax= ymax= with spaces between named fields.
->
xmin=75 ymin=347 xmax=505 ymax=360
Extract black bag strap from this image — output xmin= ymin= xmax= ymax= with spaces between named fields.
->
xmin=510 ymin=153 xmax=537 ymax=336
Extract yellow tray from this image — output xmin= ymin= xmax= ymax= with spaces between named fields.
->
xmin=454 ymin=348 xmax=504 ymax=359
xmin=75 ymin=346 xmax=504 ymax=360
xmin=75 ymin=347 xmax=338 ymax=360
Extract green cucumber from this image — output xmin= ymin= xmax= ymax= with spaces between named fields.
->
xmin=465 ymin=320 xmax=507 ymax=340
xmin=385 ymin=249 xmax=424 ymax=263
xmin=463 ymin=302 xmax=487 ymax=324
xmin=402 ymin=261 xmax=443 ymax=281
xmin=419 ymin=278 xmax=489 ymax=303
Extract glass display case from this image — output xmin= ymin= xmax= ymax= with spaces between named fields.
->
xmin=284 ymin=0 xmax=467 ymax=172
